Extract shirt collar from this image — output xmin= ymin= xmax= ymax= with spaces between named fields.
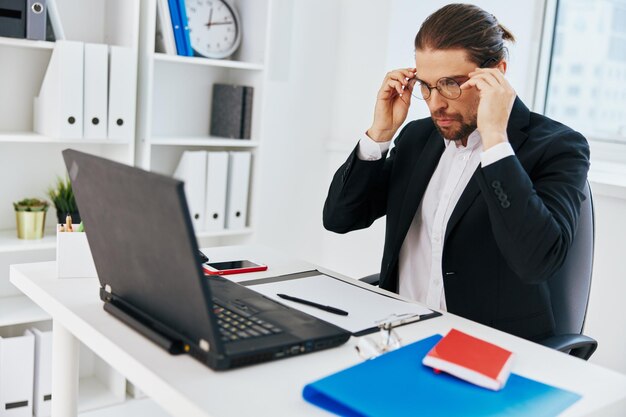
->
xmin=442 ymin=129 xmax=482 ymax=149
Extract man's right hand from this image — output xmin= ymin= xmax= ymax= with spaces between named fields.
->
xmin=367 ymin=68 xmax=417 ymax=142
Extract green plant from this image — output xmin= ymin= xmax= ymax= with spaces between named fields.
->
xmin=13 ymin=198 xmax=49 ymax=212
xmin=47 ymin=176 xmax=77 ymax=214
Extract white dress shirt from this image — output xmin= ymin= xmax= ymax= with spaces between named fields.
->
xmin=357 ymin=130 xmax=514 ymax=310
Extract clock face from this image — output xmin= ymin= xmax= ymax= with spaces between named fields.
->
xmin=186 ymin=0 xmax=241 ymax=59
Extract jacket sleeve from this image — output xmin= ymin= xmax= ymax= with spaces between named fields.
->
xmin=323 ymin=125 xmax=411 ymax=234
xmin=476 ymin=129 xmax=590 ymax=283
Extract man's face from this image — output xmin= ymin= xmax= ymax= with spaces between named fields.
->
xmin=414 ymin=48 xmax=481 ymax=143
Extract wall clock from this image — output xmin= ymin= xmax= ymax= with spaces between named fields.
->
xmin=186 ymin=0 xmax=242 ymax=59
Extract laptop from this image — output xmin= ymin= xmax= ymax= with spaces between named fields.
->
xmin=62 ymin=149 xmax=351 ymax=370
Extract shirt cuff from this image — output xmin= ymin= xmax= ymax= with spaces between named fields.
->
xmin=480 ymin=142 xmax=515 ymax=167
xmin=357 ymin=134 xmax=392 ymax=161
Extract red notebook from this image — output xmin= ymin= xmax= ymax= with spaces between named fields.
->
xmin=422 ymin=329 xmax=514 ymax=391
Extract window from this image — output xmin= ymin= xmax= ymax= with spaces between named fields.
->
xmin=541 ymin=0 xmax=626 ymax=144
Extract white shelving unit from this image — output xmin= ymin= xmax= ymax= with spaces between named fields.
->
xmin=136 ymin=0 xmax=271 ymax=246
xmin=0 ymin=0 xmax=142 ymax=414
xmin=1 ymin=0 xmax=272 ymax=414
xmin=0 ymin=0 xmax=140 ymax=242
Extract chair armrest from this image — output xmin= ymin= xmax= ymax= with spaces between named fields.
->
xmin=539 ymin=334 xmax=598 ymax=360
xmin=360 ymin=273 xmax=380 ymax=286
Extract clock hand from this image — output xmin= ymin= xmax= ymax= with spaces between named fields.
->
xmin=205 ymin=21 xmax=234 ymax=27
xmin=205 ymin=7 xmax=213 ymax=29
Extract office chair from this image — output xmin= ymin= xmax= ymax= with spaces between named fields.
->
xmin=360 ymin=181 xmax=598 ymax=360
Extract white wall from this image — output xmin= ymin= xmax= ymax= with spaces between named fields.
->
xmin=321 ymin=1 xmax=394 ymax=279
xmin=253 ymin=0 xmax=341 ymax=260
xmin=255 ymin=0 xmax=394 ymax=277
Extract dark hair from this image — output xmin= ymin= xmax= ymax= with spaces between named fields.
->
xmin=414 ymin=4 xmax=515 ymax=67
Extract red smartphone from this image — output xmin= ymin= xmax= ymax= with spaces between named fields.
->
xmin=203 ymin=260 xmax=268 ymax=275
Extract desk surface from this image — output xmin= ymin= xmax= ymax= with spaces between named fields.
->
xmin=10 ymin=245 xmax=626 ymax=417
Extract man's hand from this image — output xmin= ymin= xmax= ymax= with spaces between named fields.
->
xmin=367 ymin=68 xmax=417 ymax=143
xmin=460 ymin=68 xmax=516 ymax=150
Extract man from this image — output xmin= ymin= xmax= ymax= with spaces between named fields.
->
xmin=323 ymin=4 xmax=590 ymax=341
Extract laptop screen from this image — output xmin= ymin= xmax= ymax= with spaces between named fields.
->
xmin=63 ymin=149 xmax=219 ymax=349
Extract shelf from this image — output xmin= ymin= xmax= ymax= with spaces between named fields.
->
xmin=0 ymin=295 xmax=49 ymax=327
xmin=149 ymin=137 xmax=259 ymax=147
xmin=0 ymin=227 xmax=251 ymax=252
xmin=79 ymin=398 xmax=170 ymax=417
xmin=0 ymin=36 xmax=55 ymax=50
xmin=154 ymin=53 xmax=264 ymax=71
xmin=196 ymin=228 xmax=254 ymax=239
xmin=0 ymin=229 xmax=56 ymax=253
xmin=78 ymin=376 xmax=125 ymax=414
xmin=0 ymin=132 xmax=130 ymax=145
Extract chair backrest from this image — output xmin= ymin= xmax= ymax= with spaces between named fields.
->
xmin=547 ymin=181 xmax=594 ymax=335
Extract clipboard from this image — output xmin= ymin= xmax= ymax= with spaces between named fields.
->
xmin=242 ymin=270 xmax=441 ymax=335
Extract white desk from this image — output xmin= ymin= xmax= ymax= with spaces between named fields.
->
xmin=9 ymin=245 xmax=626 ymax=417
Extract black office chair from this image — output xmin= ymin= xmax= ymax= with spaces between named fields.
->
xmin=360 ymin=181 xmax=598 ymax=360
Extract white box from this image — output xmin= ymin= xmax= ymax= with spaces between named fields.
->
xmin=83 ymin=43 xmax=109 ymax=140
xmin=33 ymin=40 xmax=84 ymax=139
xmin=0 ymin=331 xmax=35 ymax=417
xmin=204 ymin=151 xmax=229 ymax=232
xmin=56 ymin=228 xmax=97 ymax=278
xmin=107 ymin=46 xmax=137 ymax=141
xmin=225 ymin=152 xmax=251 ymax=230
xmin=31 ymin=329 xmax=52 ymax=417
xmin=173 ymin=151 xmax=207 ymax=232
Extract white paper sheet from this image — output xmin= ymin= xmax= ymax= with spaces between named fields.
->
xmin=248 ymin=274 xmax=434 ymax=334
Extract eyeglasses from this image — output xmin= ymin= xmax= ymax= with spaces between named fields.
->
xmin=355 ymin=313 xmax=421 ymax=360
xmin=408 ymin=56 xmax=500 ymax=101
xmin=408 ymin=76 xmax=467 ymax=101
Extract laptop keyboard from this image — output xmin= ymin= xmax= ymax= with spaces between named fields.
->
xmin=213 ymin=303 xmax=284 ymax=343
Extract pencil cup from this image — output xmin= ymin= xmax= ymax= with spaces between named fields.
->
xmin=56 ymin=226 xmax=97 ymax=278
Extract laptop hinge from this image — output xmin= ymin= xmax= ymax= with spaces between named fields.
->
xmin=100 ymin=285 xmax=112 ymax=302
xmin=102 ymin=297 xmax=187 ymax=355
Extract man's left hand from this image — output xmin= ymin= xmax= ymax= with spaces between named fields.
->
xmin=460 ymin=68 xmax=516 ymax=150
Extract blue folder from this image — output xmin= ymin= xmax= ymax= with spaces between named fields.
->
xmin=303 ymin=334 xmax=581 ymax=417
xmin=167 ymin=0 xmax=191 ymax=56
xmin=176 ymin=0 xmax=193 ymax=56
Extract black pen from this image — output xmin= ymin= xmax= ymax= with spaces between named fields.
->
xmin=277 ymin=293 xmax=349 ymax=316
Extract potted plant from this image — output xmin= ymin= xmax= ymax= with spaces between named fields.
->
xmin=13 ymin=198 xmax=49 ymax=239
xmin=48 ymin=176 xmax=81 ymax=225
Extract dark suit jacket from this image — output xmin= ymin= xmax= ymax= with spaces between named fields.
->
xmin=323 ymin=98 xmax=590 ymax=341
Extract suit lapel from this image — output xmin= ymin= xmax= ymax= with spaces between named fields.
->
xmin=444 ymin=97 xmax=531 ymax=241
xmin=444 ymin=168 xmax=481 ymax=242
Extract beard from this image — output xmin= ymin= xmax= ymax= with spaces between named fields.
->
xmin=432 ymin=110 xmax=478 ymax=143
